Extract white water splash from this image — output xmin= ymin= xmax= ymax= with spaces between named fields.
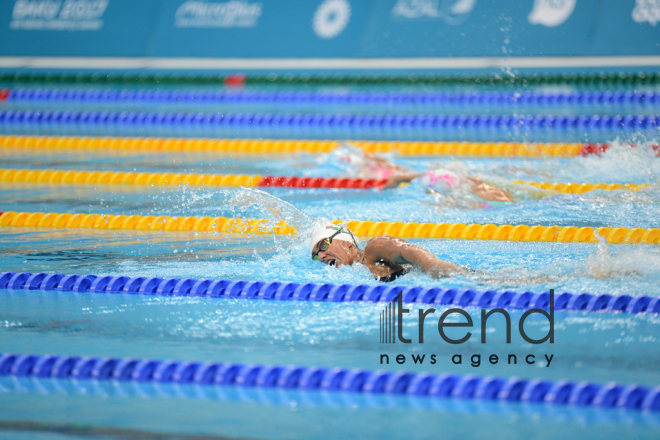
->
xmin=583 ymin=234 xmax=660 ymax=279
xmin=229 ymin=186 xmax=314 ymax=232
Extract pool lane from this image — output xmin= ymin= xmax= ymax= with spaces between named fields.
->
xmin=0 ymin=387 xmax=657 ymax=440
xmin=1 ymin=228 xmax=659 ymax=297
xmin=2 ymin=183 xmax=659 ymax=229
xmin=1 ymin=289 xmax=659 ymax=387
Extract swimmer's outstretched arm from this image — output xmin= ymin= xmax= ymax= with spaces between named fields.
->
xmin=467 ymin=177 xmax=514 ymax=202
xmin=364 ymin=237 xmax=464 ymax=278
xmin=363 ymin=153 xmax=410 ymax=174
xmin=381 ymin=172 xmax=423 ymax=189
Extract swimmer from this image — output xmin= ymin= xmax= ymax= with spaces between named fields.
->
xmin=383 ymin=161 xmax=515 ymax=207
xmin=309 ymin=223 xmax=466 ymax=282
xmin=325 ymin=144 xmax=513 ymax=207
xmin=323 ymin=143 xmax=410 ymax=180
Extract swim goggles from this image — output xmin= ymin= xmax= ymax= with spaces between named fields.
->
xmin=311 ymin=227 xmax=359 ymax=261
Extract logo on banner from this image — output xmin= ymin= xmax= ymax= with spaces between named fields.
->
xmin=313 ymin=0 xmax=351 ymax=39
xmin=175 ymin=0 xmax=262 ymax=28
xmin=379 ymin=296 xmax=397 ymax=344
xmin=10 ymin=0 xmax=108 ymax=31
xmin=378 ymin=291 xmax=555 ymax=369
xmin=633 ymin=0 xmax=660 ymax=26
xmin=391 ymin=0 xmax=475 ymax=25
xmin=528 ymin=0 xmax=576 ymax=27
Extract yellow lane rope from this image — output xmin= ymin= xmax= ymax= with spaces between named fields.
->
xmin=510 ymin=180 xmax=650 ymax=193
xmin=0 ymin=211 xmax=294 ymax=235
xmin=0 ymin=168 xmax=260 ymax=188
xmin=0 ymin=135 xmax=583 ymax=157
xmin=1 ymin=211 xmax=658 ymax=244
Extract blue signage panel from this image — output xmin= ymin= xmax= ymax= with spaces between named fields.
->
xmin=0 ymin=0 xmax=658 ymax=59
xmin=357 ymin=0 xmax=601 ymax=57
xmin=589 ymin=0 xmax=660 ymax=55
xmin=0 ymin=0 xmax=159 ymax=56
xmin=148 ymin=0 xmax=373 ymax=57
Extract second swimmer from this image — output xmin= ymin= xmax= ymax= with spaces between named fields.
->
xmin=324 ymin=144 xmax=514 ymax=209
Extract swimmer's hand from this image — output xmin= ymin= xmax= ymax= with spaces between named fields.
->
xmin=364 ymin=236 xmax=465 ymax=278
xmin=468 ymin=177 xmax=514 ymax=202
xmin=382 ymin=172 xmax=423 ymax=189
xmin=363 ymin=153 xmax=410 ymax=174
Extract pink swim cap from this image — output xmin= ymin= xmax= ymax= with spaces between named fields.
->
xmin=419 ymin=169 xmax=464 ymax=193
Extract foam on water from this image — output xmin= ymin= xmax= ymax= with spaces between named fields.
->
xmin=583 ymin=234 xmax=660 ymax=279
xmin=463 ymin=141 xmax=660 ymax=184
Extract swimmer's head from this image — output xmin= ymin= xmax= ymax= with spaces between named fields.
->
xmin=331 ymin=144 xmax=366 ymax=168
xmin=418 ymin=170 xmax=463 ymax=193
xmin=419 ymin=162 xmax=469 ymax=194
xmin=309 ymin=222 xmax=360 ymax=267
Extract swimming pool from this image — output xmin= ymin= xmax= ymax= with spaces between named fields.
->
xmin=0 ymin=76 xmax=659 ymax=439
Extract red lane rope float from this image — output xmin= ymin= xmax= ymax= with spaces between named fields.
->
xmin=223 ymin=74 xmax=246 ymax=87
xmin=579 ymin=143 xmax=660 ymax=157
xmin=257 ymin=175 xmax=387 ymax=189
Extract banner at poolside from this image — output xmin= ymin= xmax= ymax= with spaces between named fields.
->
xmin=0 ymin=0 xmax=658 ymax=60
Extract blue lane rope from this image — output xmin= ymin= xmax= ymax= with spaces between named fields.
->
xmin=0 ymin=110 xmax=657 ymax=132
xmin=0 ymin=352 xmax=658 ymax=412
xmin=1 ymin=271 xmax=658 ymax=316
xmin=5 ymin=89 xmax=659 ymax=107
xmin=2 ymin=374 xmax=658 ymax=424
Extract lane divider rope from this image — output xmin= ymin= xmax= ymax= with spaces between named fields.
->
xmin=0 ymin=352 xmax=658 ymax=412
xmin=0 ymin=168 xmax=387 ymax=190
xmin=0 ymin=135 xmax=583 ymax=156
xmin=1 ymin=71 xmax=657 ymax=86
xmin=509 ymin=180 xmax=650 ymax=193
xmin=1 ymin=167 xmax=649 ymax=193
xmin=0 ymin=110 xmax=657 ymax=133
xmin=1 ymin=271 xmax=657 ymax=316
xmin=0 ymin=211 xmax=296 ymax=235
xmin=2 ymin=135 xmax=658 ymax=157
xmin=1 ymin=211 xmax=658 ymax=244
xmin=4 ymin=88 xmax=658 ymax=107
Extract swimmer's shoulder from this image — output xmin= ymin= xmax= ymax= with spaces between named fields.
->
xmin=365 ymin=235 xmax=404 ymax=248
xmin=363 ymin=236 xmax=407 ymax=260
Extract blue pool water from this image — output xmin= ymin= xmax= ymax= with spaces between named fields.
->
xmin=1 ymin=81 xmax=659 ymax=439
xmin=1 ymin=388 xmax=657 ymax=440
